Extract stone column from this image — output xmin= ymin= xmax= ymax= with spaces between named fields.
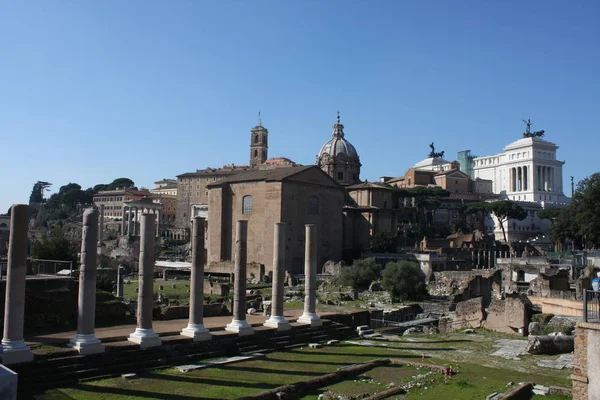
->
xmin=128 ymin=214 xmax=162 ymax=348
xmin=98 ymin=204 xmax=104 ymax=256
xmin=155 ymin=211 xmax=160 ymax=237
xmin=116 ymin=265 xmax=124 ymax=299
xmin=126 ymin=207 xmax=132 ymax=236
xmin=69 ymin=208 xmax=105 ymax=354
xmin=298 ymin=224 xmax=322 ymax=327
xmin=181 ymin=217 xmax=211 ymax=341
xmin=133 ymin=208 xmax=138 ymax=236
xmin=226 ymin=220 xmax=253 ymax=336
xmin=264 ymin=223 xmax=291 ymax=331
xmin=121 ymin=206 xmax=126 ymax=234
xmin=1 ymin=204 xmax=34 ymax=365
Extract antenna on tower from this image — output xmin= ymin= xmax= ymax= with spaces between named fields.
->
xmin=337 ymin=111 xmax=340 ymax=124
xmin=258 ymin=110 xmax=262 ymax=127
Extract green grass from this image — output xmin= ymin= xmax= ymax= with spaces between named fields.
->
xmin=37 ymin=337 xmax=572 ymax=400
xmin=35 ymin=330 xmax=573 ymax=400
xmin=122 ymin=279 xmax=194 ymax=304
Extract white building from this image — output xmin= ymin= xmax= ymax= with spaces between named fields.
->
xmin=466 ymin=135 xmax=569 ymax=243
xmin=471 ymin=136 xmax=569 ymax=205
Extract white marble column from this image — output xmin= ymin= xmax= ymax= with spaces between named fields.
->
xmin=155 ymin=210 xmax=160 ymax=237
xmin=126 ymin=207 xmax=132 ymax=236
xmin=226 ymin=220 xmax=254 ymax=336
xmin=128 ymin=214 xmax=162 ymax=348
xmin=264 ymin=223 xmax=291 ymax=331
xmin=298 ymin=224 xmax=322 ymax=327
xmin=1 ymin=205 xmax=34 ymax=364
xmin=181 ymin=217 xmax=211 ymax=341
xmin=121 ymin=206 xmax=126 ymax=234
xmin=98 ymin=205 xmax=104 ymax=256
xmin=69 ymin=208 xmax=105 ymax=354
xmin=133 ymin=208 xmax=138 ymax=236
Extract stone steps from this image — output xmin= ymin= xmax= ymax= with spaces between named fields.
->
xmin=15 ymin=319 xmax=355 ymax=397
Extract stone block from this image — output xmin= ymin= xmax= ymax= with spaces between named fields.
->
xmin=0 ymin=364 xmax=17 ymax=400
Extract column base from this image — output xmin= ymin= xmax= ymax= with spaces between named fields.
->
xmin=181 ymin=324 xmax=212 ymax=341
xmin=298 ymin=312 xmax=322 ymax=327
xmin=264 ymin=315 xmax=291 ymax=331
xmin=226 ymin=319 xmax=254 ymax=336
xmin=1 ymin=339 xmax=33 ymax=365
xmin=69 ymin=333 xmax=105 ymax=355
xmin=128 ymin=328 xmax=162 ymax=348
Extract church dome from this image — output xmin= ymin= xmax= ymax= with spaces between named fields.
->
xmin=316 ymin=113 xmax=361 ymax=186
xmin=317 ymin=115 xmax=360 ymax=161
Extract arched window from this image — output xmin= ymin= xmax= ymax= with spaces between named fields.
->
xmin=0 ymin=223 xmax=6 ymax=228
xmin=242 ymin=195 xmax=253 ymax=214
xmin=308 ymin=196 xmax=319 ymax=215
xmin=254 ymin=134 xmax=259 ymax=144
xmin=254 ymin=149 xmax=258 ymax=158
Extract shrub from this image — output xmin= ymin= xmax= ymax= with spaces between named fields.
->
xmin=96 ymin=290 xmax=117 ymax=302
xmin=370 ymin=231 xmax=398 ymax=253
xmin=338 ymin=258 xmax=382 ymax=289
xmin=381 ymin=260 xmax=426 ymax=300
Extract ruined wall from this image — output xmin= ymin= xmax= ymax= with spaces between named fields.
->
xmin=453 ymin=297 xmax=485 ymax=330
xmin=428 ymin=270 xmax=500 ymax=309
xmin=485 ymin=294 xmax=532 ymax=336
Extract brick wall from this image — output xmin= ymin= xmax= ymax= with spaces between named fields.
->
xmin=572 ymin=322 xmax=600 ymax=399
xmin=573 ymin=325 xmax=589 ymax=400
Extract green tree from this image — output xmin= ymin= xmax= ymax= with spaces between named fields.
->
xmin=550 ymin=173 xmax=600 ymax=249
xmin=381 ymin=260 xmax=426 ymax=300
xmin=370 ymin=231 xmax=398 ymax=253
xmin=31 ymin=227 xmax=79 ymax=264
xmin=338 ymin=258 xmax=382 ymax=289
xmin=109 ymin=178 xmax=135 ymax=190
xmin=465 ymin=200 xmax=527 ymax=243
xmin=28 ymin=181 xmax=52 ymax=205
xmin=537 ymin=207 xmax=562 ymax=221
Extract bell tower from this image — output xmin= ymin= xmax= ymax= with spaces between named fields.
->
xmin=250 ymin=112 xmax=268 ymax=168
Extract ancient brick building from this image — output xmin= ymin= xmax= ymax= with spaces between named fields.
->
xmin=207 ymin=165 xmax=345 ymax=274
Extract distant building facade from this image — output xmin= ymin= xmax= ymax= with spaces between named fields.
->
xmin=469 ymin=136 xmax=569 ymax=205
xmin=151 ymin=179 xmax=177 ymax=196
xmin=93 ymin=189 xmax=152 ymax=219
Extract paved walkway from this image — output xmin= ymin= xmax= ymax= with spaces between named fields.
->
xmin=26 ymin=309 xmax=340 ymax=345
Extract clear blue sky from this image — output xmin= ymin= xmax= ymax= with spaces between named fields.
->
xmin=1 ymin=1 xmax=599 ymax=212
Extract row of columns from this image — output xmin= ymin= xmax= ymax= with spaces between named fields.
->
xmin=537 ymin=165 xmax=554 ymax=192
xmin=509 ymin=165 xmax=555 ymax=193
xmin=0 ymin=205 xmax=321 ymax=363
xmin=510 ymin=166 xmax=528 ymax=192
xmin=121 ymin=206 xmax=161 ymax=237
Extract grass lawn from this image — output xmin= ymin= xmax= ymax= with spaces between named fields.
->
xmin=37 ymin=330 xmax=572 ymax=400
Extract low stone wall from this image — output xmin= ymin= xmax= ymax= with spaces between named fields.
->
xmin=529 ymin=296 xmax=583 ymax=317
xmin=326 ymin=310 xmax=370 ymax=329
xmin=204 ymin=280 xmax=230 ymax=296
xmin=155 ymin=303 xmax=230 ymax=320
